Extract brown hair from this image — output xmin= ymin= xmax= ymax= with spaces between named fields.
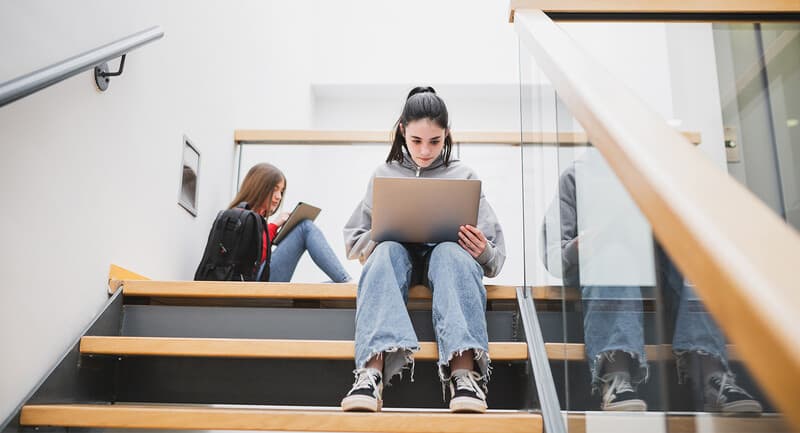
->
xmin=229 ymin=163 xmax=286 ymax=216
xmin=386 ymin=86 xmax=452 ymax=166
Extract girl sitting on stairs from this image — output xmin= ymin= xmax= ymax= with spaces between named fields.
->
xmin=233 ymin=162 xmax=351 ymax=283
xmin=341 ymin=86 xmax=506 ymax=413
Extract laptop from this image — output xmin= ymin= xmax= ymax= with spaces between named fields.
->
xmin=371 ymin=177 xmax=481 ymax=243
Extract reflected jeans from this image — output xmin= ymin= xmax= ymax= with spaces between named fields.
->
xmin=354 ymin=241 xmax=490 ymax=384
xmin=257 ymin=219 xmax=351 ymax=283
xmin=582 ymin=249 xmax=729 ymax=390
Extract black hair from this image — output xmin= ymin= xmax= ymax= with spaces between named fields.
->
xmin=386 ymin=86 xmax=453 ymax=166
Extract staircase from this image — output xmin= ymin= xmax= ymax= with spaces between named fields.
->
xmin=5 ymin=274 xmax=543 ymax=432
xmin=3 ymin=271 xmax=790 ymax=432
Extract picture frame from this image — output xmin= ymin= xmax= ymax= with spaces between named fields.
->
xmin=178 ymin=135 xmax=200 ymax=216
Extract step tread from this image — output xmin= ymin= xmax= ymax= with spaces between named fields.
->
xmin=80 ymin=337 xmax=529 ymax=360
xmin=564 ymin=411 xmax=789 ymax=433
xmin=80 ymin=337 xmax=739 ymax=362
xmin=114 ymin=280 xmax=564 ymax=301
xmin=20 ymin=404 xmax=542 ymax=433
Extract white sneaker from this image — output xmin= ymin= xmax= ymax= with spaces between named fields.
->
xmin=341 ymin=368 xmax=383 ymax=412
xmin=601 ymin=372 xmax=647 ymax=411
xmin=448 ymin=369 xmax=488 ymax=413
xmin=704 ymin=372 xmax=762 ymax=413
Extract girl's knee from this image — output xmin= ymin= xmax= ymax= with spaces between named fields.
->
xmin=373 ymin=241 xmax=406 ymax=259
xmin=297 ymin=219 xmax=315 ymax=232
xmin=430 ymin=242 xmax=479 ymax=272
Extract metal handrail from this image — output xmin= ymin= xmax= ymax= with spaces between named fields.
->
xmin=0 ymin=26 xmax=163 ymax=107
xmin=516 ymin=287 xmax=565 ymax=433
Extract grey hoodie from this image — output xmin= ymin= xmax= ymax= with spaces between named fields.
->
xmin=343 ymin=150 xmax=506 ymax=278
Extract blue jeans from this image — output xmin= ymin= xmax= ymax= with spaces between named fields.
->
xmin=354 ymin=241 xmax=489 ymax=384
xmin=258 ymin=219 xmax=351 ymax=283
xmin=582 ymin=248 xmax=729 ymax=390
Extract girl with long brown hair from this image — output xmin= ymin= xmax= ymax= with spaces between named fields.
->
xmin=234 ymin=163 xmax=351 ymax=283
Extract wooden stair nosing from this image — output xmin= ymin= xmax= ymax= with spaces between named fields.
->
xmin=79 ymin=337 xmax=740 ymax=362
xmin=20 ymin=404 xmax=542 ymax=433
xmin=563 ymin=411 xmax=789 ymax=433
xmin=79 ymin=337 xmax=529 ymax=361
xmin=114 ymin=280 xmax=523 ymax=300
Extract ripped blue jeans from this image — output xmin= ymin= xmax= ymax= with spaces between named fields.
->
xmin=582 ymin=252 xmax=729 ymax=391
xmin=257 ymin=219 xmax=351 ymax=283
xmin=354 ymin=241 xmax=490 ymax=385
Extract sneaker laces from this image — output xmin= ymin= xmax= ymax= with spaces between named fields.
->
xmin=350 ymin=368 xmax=380 ymax=393
xmin=447 ymin=370 xmax=485 ymax=401
xmin=454 ymin=372 xmax=480 ymax=393
xmin=602 ymin=372 xmax=634 ymax=404
xmin=710 ymin=372 xmax=753 ymax=402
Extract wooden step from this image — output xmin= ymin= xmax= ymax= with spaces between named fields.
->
xmin=79 ymin=337 xmax=740 ymax=362
xmin=563 ymin=411 xmax=789 ymax=433
xmin=113 ymin=280 xmax=673 ymax=306
xmin=545 ymin=343 xmax=740 ymax=361
xmin=80 ymin=337 xmax=529 ymax=360
xmin=113 ymin=280 xmax=526 ymax=300
xmin=20 ymin=404 xmax=542 ymax=433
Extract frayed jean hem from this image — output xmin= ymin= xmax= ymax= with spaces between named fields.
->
xmin=357 ymin=344 xmax=419 ymax=386
xmin=437 ymin=347 xmax=492 ymax=383
xmin=674 ymin=347 xmax=731 ymax=385
xmin=589 ymin=349 xmax=649 ymax=394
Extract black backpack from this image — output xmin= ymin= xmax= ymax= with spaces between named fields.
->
xmin=194 ymin=202 xmax=270 ymax=282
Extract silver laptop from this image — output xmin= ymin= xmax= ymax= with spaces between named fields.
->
xmin=372 ymin=177 xmax=481 ymax=243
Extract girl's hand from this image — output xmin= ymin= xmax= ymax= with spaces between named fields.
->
xmin=458 ymin=225 xmax=487 ymax=258
xmin=274 ymin=212 xmax=291 ymax=227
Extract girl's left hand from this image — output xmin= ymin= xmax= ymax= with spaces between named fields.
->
xmin=274 ymin=212 xmax=291 ymax=227
xmin=458 ymin=225 xmax=487 ymax=258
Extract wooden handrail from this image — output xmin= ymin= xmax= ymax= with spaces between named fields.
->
xmin=514 ymin=9 xmax=800 ymax=427
xmin=234 ymin=129 xmax=701 ymax=145
xmin=509 ymin=0 xmax=800 ymax=22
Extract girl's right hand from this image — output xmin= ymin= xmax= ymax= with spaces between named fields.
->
xmin=458 ymin=225 xmax=487 ymax=258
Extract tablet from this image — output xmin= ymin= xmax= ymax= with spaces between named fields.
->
xmin=272 ymin=202 xmax=321 ymax=245
xmin=372 ymin=177 xmax=480 ymax=243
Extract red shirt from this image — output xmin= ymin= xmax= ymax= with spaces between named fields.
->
xmin=263 ymin=223 xmax=278 ymax=262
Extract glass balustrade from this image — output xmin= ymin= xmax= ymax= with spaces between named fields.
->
xmin=519 ymin=18 xmax=797 ymax=433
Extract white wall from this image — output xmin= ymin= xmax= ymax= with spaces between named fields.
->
xmin=0 ymin=0 xmax=312 ymax=422
xmin=0 ymin=0 xmax=731 ymax=424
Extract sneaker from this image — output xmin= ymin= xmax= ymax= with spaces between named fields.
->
xmin=448 ymin=369 xmax=488 ymax=413
xmin=704 ymin=372 xmax=762 ymax=413
xmin=601 ymin=372 xmax=647 ymax=411
xmin=341 ymin=368 xmax=383 ymax=412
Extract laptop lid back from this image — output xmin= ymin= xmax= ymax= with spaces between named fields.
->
xmin=372 ymin=177 xmax=481 ymax=243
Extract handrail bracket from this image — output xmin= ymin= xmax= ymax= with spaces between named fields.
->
xmin=94 ymin=54 xmax=127 ymax=91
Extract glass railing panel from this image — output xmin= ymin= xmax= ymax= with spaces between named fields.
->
xmin=712 ymin=22 xmax=800 ymax=231
xmin=667 ymin=21 xmax=796 ymax=432
xmin=519 ymin=15 xmax=797 ymax=432
xmin=519 ymin=38 xmax=573 ymax=417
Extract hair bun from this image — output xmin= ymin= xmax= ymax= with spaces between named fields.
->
xmin=407 ymin=86 xmax=436 ymax=100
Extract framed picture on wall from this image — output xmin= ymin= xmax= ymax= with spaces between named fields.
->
xmin=178 ymin=135 xmax=200 ymax=216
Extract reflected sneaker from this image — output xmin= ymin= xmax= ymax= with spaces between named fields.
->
xmin=704 ymin=372 xmax=762 ymax=413
xmin=341 ymin=368 xmax=383 ymax=412
xmin=601 ymin=372 xmax=647 ymax=411
xmin=448 ymin=369 xmax=488 ymax=413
